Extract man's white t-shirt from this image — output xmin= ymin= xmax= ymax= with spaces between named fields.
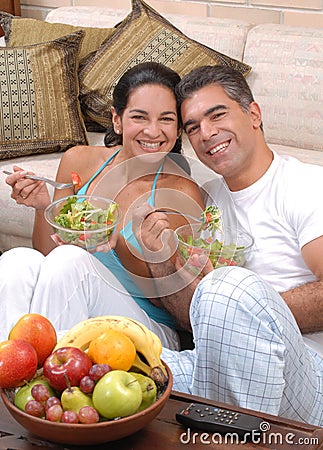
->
xmin=203 ymin=151 xmax=323 ymax=353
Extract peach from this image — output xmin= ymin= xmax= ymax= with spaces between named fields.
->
xmin=9 ymin=314 xmax=57 ymax=367
xmin=0 ymin=340 xmax=38 ymax=388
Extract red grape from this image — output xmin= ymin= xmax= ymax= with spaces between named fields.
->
xmin=25 ymin=400 xmax=45 ymax=418
xmin=31 ymin=384 xmax=51 ymax=403
xmin=89 ymin=363 xmax=111 ymax=381
xmin=45 ymin=396 xmax=61 ymax=411
xmin=46 ymin=404 xmax=63 ymax=422
xmin=61 ymin=410 xmax=79 ymax=423
xmin=79 ymin=375 xmax=95 ymax=394
xmin=78 ymin=406 xmax=100 ymax=424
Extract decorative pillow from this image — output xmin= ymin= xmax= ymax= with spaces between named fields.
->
xmin=0 ymin=31 xmax=88 ymax=160
xmin=0 ymin=12 xmax=114 ymax=61
xmin=78 ymin=0 xmax=251 ymax=128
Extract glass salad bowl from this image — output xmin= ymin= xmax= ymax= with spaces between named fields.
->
xmin=44 ymin=195 xmax=121 ymax=251
xmin=175 ymin=223 xmax=254 ymax=275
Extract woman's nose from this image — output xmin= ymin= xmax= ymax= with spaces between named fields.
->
xmin=143 ymin=121 xmax=161 ymax=137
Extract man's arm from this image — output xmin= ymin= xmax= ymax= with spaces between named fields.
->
xmin=132 ymin=204 xmax=210 ymax=331
xmin=280 ymin=236 xmax=323 ymax=334
xmin=147 ymin=260 xmax=196 ymax=331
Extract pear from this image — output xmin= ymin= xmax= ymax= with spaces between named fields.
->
xmin=129 ymin=372 xmax=157 ymax=412
xmin=61 ymin=386 xmax=93 ymax=414
xmin=14 ymin=376 xmax=56 ymax=411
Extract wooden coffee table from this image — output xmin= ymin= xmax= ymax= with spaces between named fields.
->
xmin=1 ymin=390 xmax=322 ymax=449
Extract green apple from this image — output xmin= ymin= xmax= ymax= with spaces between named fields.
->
xmin=92 ymin=370 xmax=142 ymax=419
xmin=61 ymin=386 xmax=94 ymax=414
xmin=129 ymin=372 xmax=157 ymax=412
xmin=14 ymin=376 xmax=56 ymax=411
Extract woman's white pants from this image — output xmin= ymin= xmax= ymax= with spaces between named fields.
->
xmin=0 ymin=246 xmax=180 ymax=350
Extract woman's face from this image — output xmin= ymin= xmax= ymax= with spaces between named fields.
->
xmin=113 ymin=84 xmax=179 ymax=158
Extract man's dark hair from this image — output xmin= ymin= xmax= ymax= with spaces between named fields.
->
xmin=176 ymin=66 xmax=262 ymax=131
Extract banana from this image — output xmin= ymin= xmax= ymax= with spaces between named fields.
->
xmin=54 ymin=316 xmax=168 ymax=383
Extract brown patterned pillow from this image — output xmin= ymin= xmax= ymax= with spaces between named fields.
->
xmin=0 ymin=31 xmax=88 ymax=160
xmin=0 ymin=12 xmax=114 ymax=61
xmin=79 ymin=0 xmax=251 ymax=128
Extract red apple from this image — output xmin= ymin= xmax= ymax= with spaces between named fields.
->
xmin=9 ymin=313 xmax=57 ymax=367
xmin=43 ymin=347 xmax=92 ymax=391
xmin=0 ymin=340 xmax=38 ymax=389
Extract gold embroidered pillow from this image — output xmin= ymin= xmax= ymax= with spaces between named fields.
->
xmin=0 ymin=12 xmax=114 ymax=61
xmin=0 ymin=31 xmax=88 ymax=160
xmin=78 ymin=0 xmax=251 ymax=128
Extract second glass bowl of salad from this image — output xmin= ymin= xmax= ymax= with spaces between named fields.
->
xmin=44 ymin=195 xmax=121 ymax=251
xmin=175 ymin=223 xmax=254 ymax=275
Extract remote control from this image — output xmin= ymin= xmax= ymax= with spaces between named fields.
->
xmin=176 ymin=403 xmax=265 ymax=438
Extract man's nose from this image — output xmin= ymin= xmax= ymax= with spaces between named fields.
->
xmin=200 ymin=121 xmax=218 ymax=140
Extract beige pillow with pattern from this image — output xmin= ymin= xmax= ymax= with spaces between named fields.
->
xmin=0 ymin=12 xmax=114 ymax=61
xmin=0 ymin=31 xmax=88 ymax=160
xmin=78 ymin=0 xmax=251 ymax=128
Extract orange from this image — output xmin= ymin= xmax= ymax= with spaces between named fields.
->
xmin=9 ymin=313 xmax=57 ymax=368
xmin=88 ymin=329 xmax=136 ymax=371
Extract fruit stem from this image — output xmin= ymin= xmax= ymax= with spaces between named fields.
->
xmin=63 ymin=372 xmax=72 ymax=391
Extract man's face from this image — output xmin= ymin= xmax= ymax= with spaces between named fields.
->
xmin=181 ymin=84 xmax=262 ymax=188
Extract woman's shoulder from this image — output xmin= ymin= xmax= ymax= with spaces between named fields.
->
xmin=63 ymin=144 xmax=106 ymax=159
xmin=57 ymin=145 xmax=113 ymax=181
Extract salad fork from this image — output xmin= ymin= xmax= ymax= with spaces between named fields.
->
xmin=145 ymin=208 xmax=202 ymax=222
xmin=2 ymin=170 xmax=74 ymax=190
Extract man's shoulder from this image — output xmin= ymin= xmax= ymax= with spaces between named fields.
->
xmin=276 ymin=154 xmax=323 ymax=187
xmin=278 ymin=153 xmax=323 ymax=175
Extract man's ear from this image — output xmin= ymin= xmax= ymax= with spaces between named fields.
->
xmin=248 ymin=102 xmax=262 ymax=129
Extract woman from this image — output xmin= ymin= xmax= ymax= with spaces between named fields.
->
xmin=1 ymin=62 xmax=204 ymax=348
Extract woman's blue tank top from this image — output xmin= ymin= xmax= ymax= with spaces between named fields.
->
xmin=77 ymin=148 xmax=175 ymax=329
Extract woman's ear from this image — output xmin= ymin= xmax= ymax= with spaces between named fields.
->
xmin=111 ymin=106 xmax=122 ymax=134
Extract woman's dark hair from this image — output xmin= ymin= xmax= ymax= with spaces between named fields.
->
xmin=104 ymin=62 xmax=182 ymax=154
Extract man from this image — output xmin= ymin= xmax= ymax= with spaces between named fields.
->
xmin=133 ymin=65 xmax=322 ymax=426
xmin=176 ymin=65 xmax=323 ymax=353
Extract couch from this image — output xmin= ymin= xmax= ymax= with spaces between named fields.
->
xmin=0 ymin=5 xmax=322 ymax=252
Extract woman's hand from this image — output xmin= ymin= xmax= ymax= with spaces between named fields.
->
xmin=50 ymin=230 xmax=119 ymax=254
xmin=5 ymin=165 xmax=51 ymax=210
xmin=132 ymin=203 xmax=175 ymax=263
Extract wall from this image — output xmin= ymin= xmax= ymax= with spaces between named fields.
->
xmin=20 ymin=0 xmax=323 ymax=28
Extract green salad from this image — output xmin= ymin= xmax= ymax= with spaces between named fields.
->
xmin=54 ymin=196 xmax=119 ymax=248
xmin=177 ymin=234 xmax=246 ymax=272
xmin=178 ymin=206 xmax=246 ymax=273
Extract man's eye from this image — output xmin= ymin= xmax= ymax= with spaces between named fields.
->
xmin=187 ymin=125 xmax=198 ymax=135
xmin=211 ymin=112 xmax=225 ymax=120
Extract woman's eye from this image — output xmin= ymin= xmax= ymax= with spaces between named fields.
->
xmin=131 ymin=115 xmax=146 ymax=121
xmin=161 ymin=116 xmax=175 ymax=122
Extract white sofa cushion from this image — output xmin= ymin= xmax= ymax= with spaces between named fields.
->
xmin=244 ymin=24 xmax=323 ymax=153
